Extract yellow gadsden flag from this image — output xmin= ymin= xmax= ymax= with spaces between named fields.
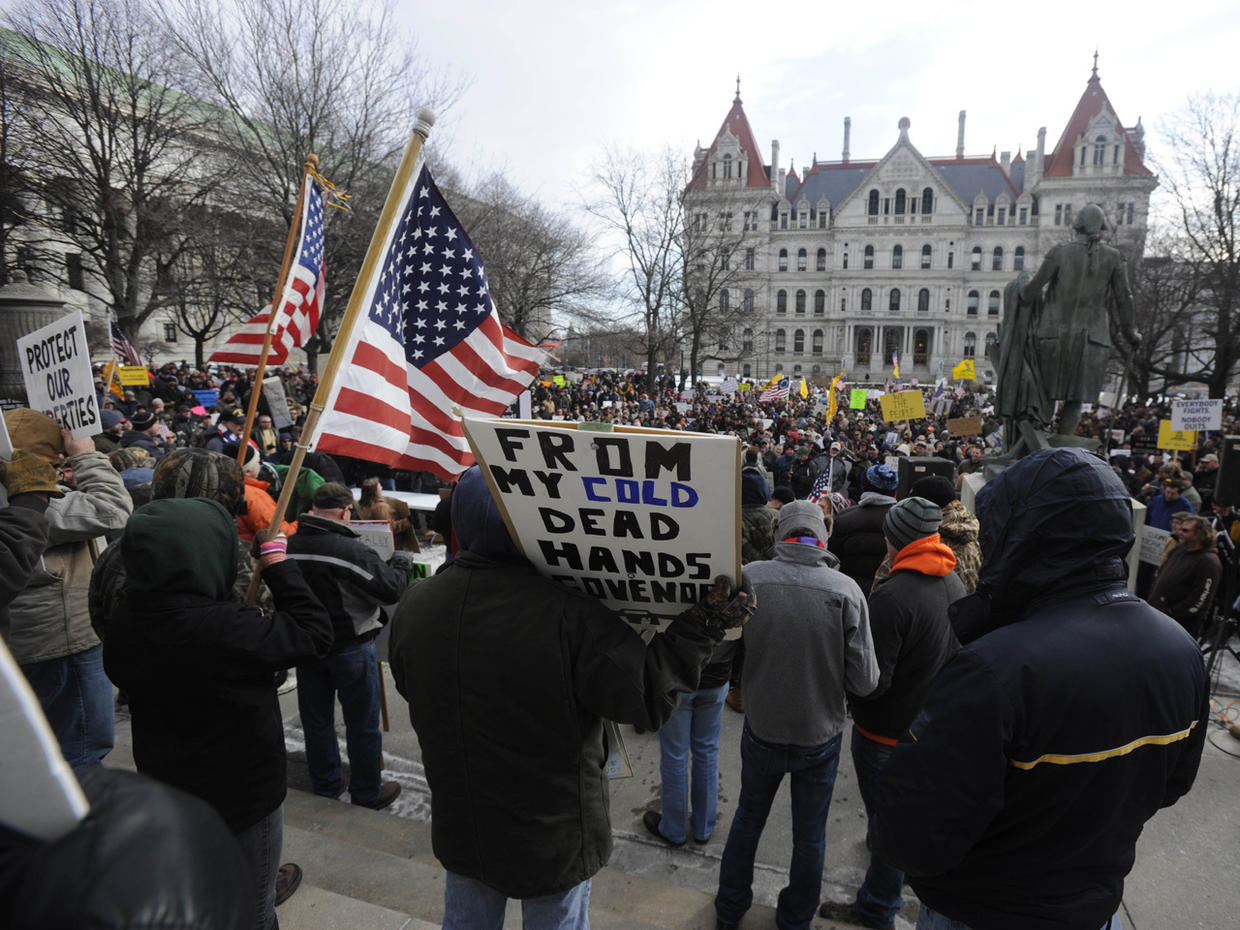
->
xmin=952 ymin=359 xmax=976 ymax=381
xmin=826 ymin=373 xmax=844 ymax=423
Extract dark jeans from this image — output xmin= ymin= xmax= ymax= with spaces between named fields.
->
xmin=21 ymin=644 xmax=114 ymax=768
xmin=715 ymin=723 xmax=843 ymax=930
xmin=850 ymin=725 xmax=904 ymax=927
xmin=296 ymin=639 xmax=383 ymax=804
xmin=234 ymin=804 xmax=282 ymax=930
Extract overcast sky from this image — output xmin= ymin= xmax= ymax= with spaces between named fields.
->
xmin=405 ymin=0 xmax=1240 ymax=214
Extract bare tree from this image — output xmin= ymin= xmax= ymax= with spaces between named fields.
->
xmin=0 ymin=39 xmax=45 ymax=284
xmin=162 ymin=0 xmax=465 ymax=369
xmin=5 ymin=0 xmax=220 ymax=331
xmin=588 ymin=148 xmax=685 ymax=393
xmin=1155 ymin=91 xmax=1240 ymax=398
xmin=453 ymin=174 xmax=608 ymax=344
xmin=1123 ymin=231 xmax=1206 ymax=398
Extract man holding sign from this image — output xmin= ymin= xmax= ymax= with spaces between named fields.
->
xmin=389 ymin=466 xmax=754 ymax=928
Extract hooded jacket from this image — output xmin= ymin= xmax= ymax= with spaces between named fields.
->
xmin=872 ymin=449 xmax=1208 ymax=930
xmin=103 ymin=498 xmax=333 ymax=832
xmin=388 ymin=467 xmax=719 ymax=899
xmin=870 ymin=500 xmax=981 ymax=594
xmin=828 ymin=491 xmax=896 ymax=592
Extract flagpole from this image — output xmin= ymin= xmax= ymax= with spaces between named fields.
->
xmin=246 ymin=110 xmax=436 ymax=604
xmin=237 ymin=154 xmax=320 ymax=466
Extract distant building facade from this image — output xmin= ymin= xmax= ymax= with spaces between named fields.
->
xmin=684 ymin=62 xmax=1156 ymax=383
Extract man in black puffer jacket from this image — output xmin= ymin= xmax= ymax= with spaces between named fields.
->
xmin=389 ymin=465 xmax=753 ymax=927
xmin=871 ymin=448 xmax=1208 ymax=930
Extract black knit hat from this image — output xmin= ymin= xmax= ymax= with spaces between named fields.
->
xmin=883 ymin=496 xmax=942 ymax=551
xmin=131 ymin=410 xmax=156 ymax=431
xmin=910 ymin=474 xmax=958 ymax=508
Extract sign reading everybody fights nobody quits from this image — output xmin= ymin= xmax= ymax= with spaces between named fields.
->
xmin=463 ymin=418 xmax=741 ymax=631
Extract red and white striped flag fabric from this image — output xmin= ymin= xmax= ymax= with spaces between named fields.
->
xmin=110 ymin=319 xmax=142 ymax=365
xmin=210 ymin=178 xmax=325 ymax=367
xmin=759 ymin=377 xmax=790 ymax=402
xmin=313 ymin=156 xmax=551 ymax=479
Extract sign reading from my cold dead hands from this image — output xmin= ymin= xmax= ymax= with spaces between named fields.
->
xmin=16 ymin=310 xmax=99 ymax=440
xmin=463 ymin=418 xmax=741 ymax=631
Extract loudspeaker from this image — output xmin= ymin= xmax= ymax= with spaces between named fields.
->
xmin=897 ymin=456 xmax=957 ymax=499
xmin=1215 ymin=435 xmax=1240 ymax=507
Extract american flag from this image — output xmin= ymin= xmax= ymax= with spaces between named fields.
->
xmin=211 ymin=177 xmax=326 ymax=367
xmin=313 ymin=158 xmax=549 ymax=479
xmin=110 ymin=319 xmax=142 ymax=365
xmin=759 ymin=377 xmax=790 ymax=402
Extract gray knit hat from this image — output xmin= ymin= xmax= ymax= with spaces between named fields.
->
xmin=883 ymin=496 xmax=942 ymax=551
xmin=777 ymin=500 xmax=829 ymax=542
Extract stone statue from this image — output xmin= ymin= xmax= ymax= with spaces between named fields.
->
xmin=1016 ymin=203 xmax=1141 ymax=439
xmin=989 ymin=271 xmax=1051 ymax=457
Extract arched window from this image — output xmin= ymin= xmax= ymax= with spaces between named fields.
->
xmin=814 ymin=289 xmax=825 ymax=314
xmin=1093 ymin=135 xmax=1106 ymax=166
xmin=918 ymin=288 xmax=930 ymax=313
xmin=723 ymin=153 xmax=732 ymax=178
xmin=793 ymin=329 xmax=805 ymax=353
xmin=967 ymin=289 xmax=979 ymax=316
xmin=778 ymin=249 xmax=788 ymax=272
xmin=889 ymin=288 xmax=901 ymax=312
xmin=793 ymin=363 xmax=803 ymax=376
xmin=971 ymin=246 xmax=982 ymax=270
xmin=744 ymin=288 xmax=754 ymax=311
xmin=742 ymin=328 xmax=754 ymax=352
xmin=988 ymin=290 xmax=1001 ymax=317
xmin=894 ymin=189 xmax=907 ymax=214
xmin=776 ymin=289 xmax=787 ymax=313
xmin=985 ymin=331 xmax=998 ymax=348
xmin=816 ymin=248 xmax=827 ymax=272
xmin=812 ymin=329 xmax=824 ymax=354
xmin=861 ymin=287 xmax=873 ymax=311
xmin=922 ymin=187 xmax=933 ymax=214
xmin=742 ymin=363 xmax=751 ymax=377
xmin=775 ymin=329 xmax=786 ymax=352
xmin=857 ymin=327 xmax=873 ymax=364
xmin=842 ymin=250 xmax=849 ymax=269
xmin=892 ymin=245 xmax=903 ymax=269
xmin=992 ymin=246 xmax=1003 ymax=271
xmin=795 ymin=289 xmax=806 ymax=314
xmin=864 ymin=245 xmax=874 ymax=269
xmin=914 ymin=328 xmax=930 ymax=365
xmin=921 ymin=244 xmax=932 ymax=269
xmin=719 ymin=289 xmax=729 ymax=311
xmin=1014 ymin=246 xmax=1025 ymax=271
xmin=868 ymin=189 xmax=880 ymax=215
xmin=797 ymin=248 xmax=807 ymax=272
xmin=963 ymin=331 xmax=977 ymax=358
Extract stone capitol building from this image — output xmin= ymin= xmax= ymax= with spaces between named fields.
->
xmin=684 ymin=60 xmax=1155 ymax=384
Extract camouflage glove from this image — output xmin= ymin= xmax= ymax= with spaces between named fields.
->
xmin=0 ymin=451 xmax=65 ymax=499
xmin=678 ymin=574 xmax=757 ymax=641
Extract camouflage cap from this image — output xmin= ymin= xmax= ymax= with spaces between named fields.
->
xmin=151 ymin=448 xmax=246 ymax=515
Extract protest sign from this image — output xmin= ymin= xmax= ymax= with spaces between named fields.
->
xmin=463 ymin=418 xmax=740 ymax=632
xmin=350 ymin=520 xmax=395 ymax=560
xmin=16 ymin=310 xmax=99 ymax=440
xmin=191 ymin=389 xmax=219 ymax=408
xmin=1138 ymin=526 xmax=1171 ymax=566
xmin=1157 ymin=419 xmax=1196 ymax=452
xmin=720 ymin=378 xmax=738 ymax=394
xmin=849 ymin=389 xmax=867 ymax=410
xmin=946 ymin=416 xmax=983 ymax=436
xmin=879 ymin=390 xmax=926 ymax=422
xmin=952 ymin=359 xmax=976 ymax=381
xmin=0 ymin=411 xmax=11 ymax=461
xmin=1171 ymin=399 xmax=1223 ymax=432
xmin=118 ymin=366 xmax=150 ymax=386
xmin=1110 ymin=429 xmax=1126 ymax=445
xmin=262 ymin=376 xmax=295 ymax=429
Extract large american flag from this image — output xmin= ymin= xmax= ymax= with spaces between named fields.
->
xmin=759 ymin=377 xmax=790 ymax=402
xmin=110 ymin=319 xmax=142 ymax=365
xmin=313 ymin=158 xmax=549 ymax=479
xmin=210 ymin=177 xmax=326 ymax=367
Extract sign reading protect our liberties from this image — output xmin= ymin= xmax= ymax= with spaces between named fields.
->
xmin=462 ymin=418 xmax=741 ymax=632
xmin=1171 ymin=399 xmax=1223 ymax=433
xmin=16 ymin=310 xmax=99 ymax=440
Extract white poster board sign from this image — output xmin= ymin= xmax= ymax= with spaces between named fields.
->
xmin=1139 ymin=526 xmax=1172 ymax=566
xmin=350 ymin=520 xmax=395 ymax=560
xmin=16 ymin=310 xmax=99 ymax=439
xmin=463 ymin=418 xmax=740 ymax=631
xmin=262 ymin=376 xmax=295 ymax=430
xmin=0 ymin=412 xmax=11 ymax=461
xmin=720 ymin=378 xmax=738 ymax=394
xmin=1171 ymin=399 xmax=1223 ymax=432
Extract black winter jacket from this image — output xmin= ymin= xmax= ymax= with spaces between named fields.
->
xmin=828 ymin=493 xmax=895 ymax=592
xmin=389 ymin=550 xmax=718 ymax=899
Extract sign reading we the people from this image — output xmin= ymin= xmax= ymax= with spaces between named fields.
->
xmin=463 ymin=418 xmax=740 ymax=631
xmin=879 ymin=389 xmax=926 ymax=422
xmin=16 ymin=310 xmax=99 ymax=440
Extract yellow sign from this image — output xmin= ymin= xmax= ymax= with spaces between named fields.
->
xmin=1157 ymin=419 xmax=1196 ymax=451
xmin=849 ymin=389 xmax=867 ymax=410
xmin=879 ymin=390 xmax=927 ymax=423
xmin=118 ymin=365 xmax=150 ymax=386
xmin=952 ymin=359 xmax=976 ymax=381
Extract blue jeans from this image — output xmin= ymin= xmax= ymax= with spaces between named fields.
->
xmin=443 ymin=871 xmax=591 ymax=929
xmin=21 ymin=644 xmax=114 ymax=768
xmin=658 ymin=683 xmax=728 ymax=843
xmin=850 ymin=726 xmax=904 ymax=927
xmin=296 ymin=639 xmax=383 ymax=805
xmin=915 ymin=904 xmax=1123 ymax=930
xmin=234 ymin=804 xmax=283 ymax=930
xmin=715 ymin=723 xmax=843 ymax=930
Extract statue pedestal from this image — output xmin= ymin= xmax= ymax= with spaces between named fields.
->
xmin=959 ymin=474 xmax=1146 ymax=592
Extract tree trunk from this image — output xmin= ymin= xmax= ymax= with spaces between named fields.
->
xmin=195 ymin=337 xmax=205 ymax=370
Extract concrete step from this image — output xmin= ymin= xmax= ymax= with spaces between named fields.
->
xmin=280 ymin=788 xmax=882 ymax=930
